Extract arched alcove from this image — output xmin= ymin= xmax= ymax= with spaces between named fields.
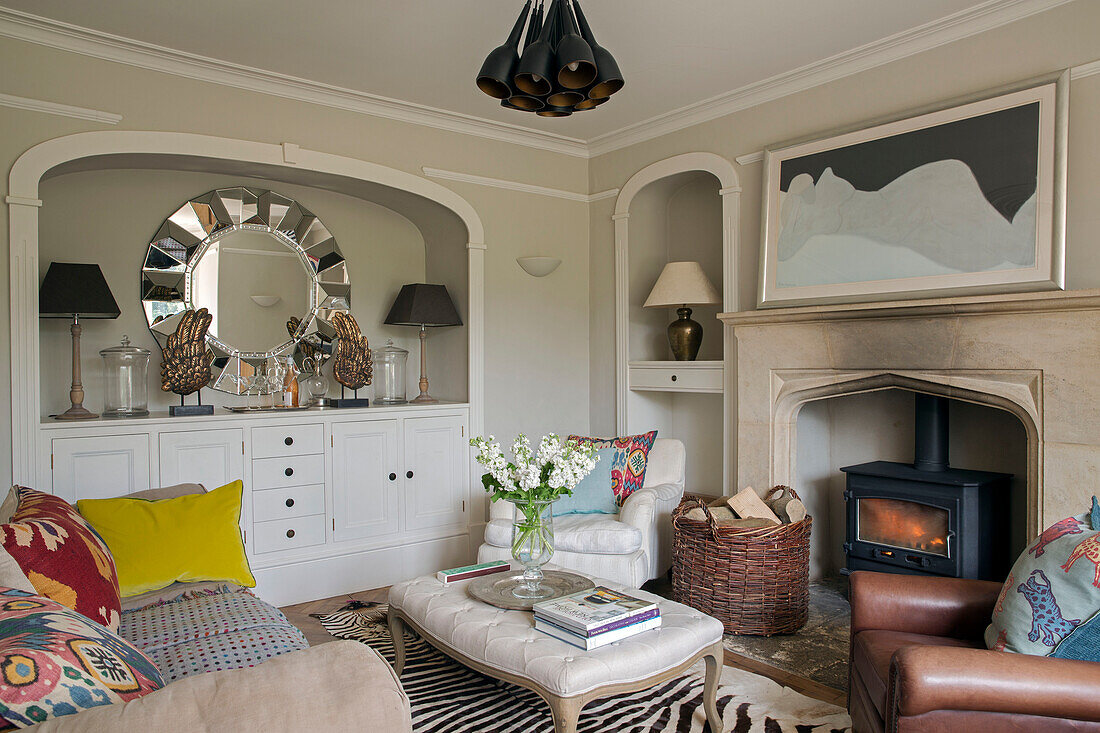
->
xmin=8 ymin=131 xmax=485 ymax=484
xmin=612 ymin=152 xmax=740 ymax=493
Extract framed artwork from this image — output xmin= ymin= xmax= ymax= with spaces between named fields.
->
xmin=758 ymin=72 xmax=1067 ymax=308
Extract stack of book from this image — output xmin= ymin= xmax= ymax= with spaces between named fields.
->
xmin=532 ymin=587 xmax=661 ymax=650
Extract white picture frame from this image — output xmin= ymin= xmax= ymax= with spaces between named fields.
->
xmin=758 ymin=71 xmax=1068 ymax=308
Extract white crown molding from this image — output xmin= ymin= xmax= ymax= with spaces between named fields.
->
xmin=422 ymin=167 xmax=618 ymax=203
xmin=0 ymin=92 xmax=121 ymax=124
xmin=0 ymin=7 xmax=588 ymax=159
xmin=1071 ymin=59 xmax=1100 ymax=80
xmin=734 ymin=152 xmax=763 ymax=166
xmin=586 ymin=0 xmax=1076 ymax=157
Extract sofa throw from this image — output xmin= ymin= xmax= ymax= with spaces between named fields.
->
xmin=0 ymin=587 xmax=163 ymax=728
xmin=0 ymin=488 xmax=122 ymax=632
xmin=567 ymin=431 xmax=657 ymax=506
xmin=986 ymin=497 xmax=1100 ymax=660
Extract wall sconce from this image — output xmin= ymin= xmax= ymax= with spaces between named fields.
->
xmin=516 ymin=257 xmax=562 ymax=277
xmin=250 ymin=295 xmax=281 ymax=307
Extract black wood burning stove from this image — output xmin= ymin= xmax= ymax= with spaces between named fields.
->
xmin=841 ymin=394 xmax=1011 ymax=581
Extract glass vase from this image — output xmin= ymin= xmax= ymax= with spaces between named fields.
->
xmin=511 ymin=499 xmax=555 ymax=599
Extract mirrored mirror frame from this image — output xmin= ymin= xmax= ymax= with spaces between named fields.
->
xmin=141 ymin=187 xmax=351 ymax=395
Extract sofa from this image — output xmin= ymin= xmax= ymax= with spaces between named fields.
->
xmin=0 ymin=483 xmax=413 ymax=732
xmin=848 ymin=570 xmax=1100 ymax=732
xmin=477 ymin=438 xmax=686 ymax=588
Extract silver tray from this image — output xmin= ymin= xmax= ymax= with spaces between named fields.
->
xmin=467 ymin=570 xmax=594 ymax=611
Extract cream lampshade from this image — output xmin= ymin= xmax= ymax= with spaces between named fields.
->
xmin=643 ymin=261 xmax=721 ymax=361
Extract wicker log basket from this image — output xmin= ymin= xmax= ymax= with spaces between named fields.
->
xmin=671 ymin=487 xmax=811 ymax=636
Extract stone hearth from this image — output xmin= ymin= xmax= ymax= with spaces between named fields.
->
xmin=720 ymin=289 xmax=1100 ymax=540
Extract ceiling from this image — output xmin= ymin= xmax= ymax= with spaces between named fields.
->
xmin=1 ymin=0 xmax=1008 ymax=142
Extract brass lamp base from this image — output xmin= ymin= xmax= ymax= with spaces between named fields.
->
xmin=668 ymin=307 xmax=703 ymax=361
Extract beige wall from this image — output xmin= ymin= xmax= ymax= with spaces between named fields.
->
xmin=588 ymin=0 xmax=1100 ymax=439
xmin=0 ymin=35 xmax=592 ymax=487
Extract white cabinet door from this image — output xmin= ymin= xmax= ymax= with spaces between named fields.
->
xmin=51 ymin=435 xmax=150 ymax=503
xmin=159 ymin=429 xmax=245 ymax=491
xmin=403 ymin=415 xmax=467 ymax=532
xmin=331 ymin=420 xmax=400 ymax=542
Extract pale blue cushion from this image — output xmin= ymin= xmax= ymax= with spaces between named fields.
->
xmin=553 ymin=447 xmax=618 ymax=516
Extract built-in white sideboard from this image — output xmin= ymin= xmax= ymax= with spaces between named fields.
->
xmin=38 ymin=403 xmax=472 ymax=606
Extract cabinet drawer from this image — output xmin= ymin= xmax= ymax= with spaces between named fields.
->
xmin=252 ymin=454 xmax=325 ymax=490
xmin=252 ymin=514 xmax=326 ymax=554
xmin=252 ymin=424 xmax=324 ymax=459
xmin=252 ymin=484 xmax=325 ymax=523
xmin=628 ymin=363 xmax=722 ymax=393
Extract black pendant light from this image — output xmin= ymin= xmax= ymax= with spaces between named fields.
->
xmin=573 ymin=0 xmax=623 ymax=99
xmin=475 ymin=0 xmax=623 ymax=116
xmin=476 ymin=0 xmax=533 ymax=99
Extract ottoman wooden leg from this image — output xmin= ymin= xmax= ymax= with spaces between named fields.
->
xmin=702 ymin=642 xmax=724 ymax=732
xmin=388 ymin=611 xmax=407 ymax=676
xmin=548 ymin=694 xmax=582 ymax=733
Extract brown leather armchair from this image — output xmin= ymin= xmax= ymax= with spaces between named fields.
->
xmin=848 ymin=570 xmax=1100 ymax=732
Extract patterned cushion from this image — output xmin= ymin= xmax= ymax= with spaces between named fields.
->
xmin=986 ymin=498 xmax=1100 ymax=659
xmin=119 ymin=586 xmax=308 ymax=683
xmin=0 ymin=587 xmax=163 ymax=728
xmin=567 ymin=431 xmax=657 ymax=506
xmin=0 ymin=488 xmax=121 ymax=632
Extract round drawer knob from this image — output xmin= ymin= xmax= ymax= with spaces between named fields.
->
xmin=285 ymin=498 xmax=295 ymax=508
xmin=406 ymin=470 xmax=414 ymax=479
xmin=389 ymin=472 xmax=397 ymax=481
xmin=286 ymin=529 xmax=296 ymax=539
xmin=284 ymin=467 xmax=294 ymax=477
xmin=284 ymin=436 xmax=294 ymax=446
xmin=671 ymin=374 xmax=677 ymax=382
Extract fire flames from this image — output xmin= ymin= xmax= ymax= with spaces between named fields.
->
xmin=858 ymin=498 xmax=949 ymax=557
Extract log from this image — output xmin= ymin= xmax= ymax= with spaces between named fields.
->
xmin=685 ymin=506 xmax=776 ymax=528
xmin=766 ymin=487 xmax=807 ymax=523
xmin=726 ymin=486 xmax=781 ymax=525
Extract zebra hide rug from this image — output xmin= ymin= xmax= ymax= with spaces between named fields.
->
xmin=315 ymin=606 xmax=852 ymax=733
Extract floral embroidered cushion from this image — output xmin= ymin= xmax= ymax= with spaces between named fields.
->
xmin=566 ymin=431 xmax=657 ymax=506
xmin=0 ymin=488 xmax=122 ymax=632
xmin=986 ymin=497 xmax=1100 ymax=660
xmin=0 ymin=587 xmax=163 ymax=728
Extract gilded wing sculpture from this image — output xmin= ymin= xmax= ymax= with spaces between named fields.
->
xmin=287 ymin=316 xmax=332 ymax=364
xmin=160 ymin=308 xmax=215 ymax=396
xmin=331 ymin=312 xmax=373 ymax=390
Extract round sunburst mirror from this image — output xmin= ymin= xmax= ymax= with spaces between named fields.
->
xmin=141 ymin=187 xmax=351 ymax=394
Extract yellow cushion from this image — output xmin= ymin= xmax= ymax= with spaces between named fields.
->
xmin=77 ymin=480 xmax=256 ymax=597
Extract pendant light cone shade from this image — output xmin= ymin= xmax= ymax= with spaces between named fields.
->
xmin=514 ymin=0 xmax=561 ymax=97
xmin=574 ymin=95 xmax=608 ymax=110
xmin=502 ymin=96 xmax=543 ymax=111
xmin=555 ymin=1 xmax=596 ymax=89
xmin=477 ymin=0 xmax=532 ymax=99
xmin=573 ymin=0 xmax=623 ymax=99
xmin=547 ymin=88 xmax=584 ymax=107
xmin=536 ymin=105 xmax=573 ymax=117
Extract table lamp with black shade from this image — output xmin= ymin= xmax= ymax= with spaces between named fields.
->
xmin=39 ymin=263 xmax=121 ymax=420
xmin=384 ymin=284 xmax=462 ymax=404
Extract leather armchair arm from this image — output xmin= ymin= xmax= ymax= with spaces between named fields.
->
xmin=892 ymin=645 xmax=1100 ymax=722
xmin=850 ymin=570 xmax=1002 ymax=641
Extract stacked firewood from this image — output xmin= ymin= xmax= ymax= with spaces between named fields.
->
xmin=685 ymin=486 xmax=806 ymax=527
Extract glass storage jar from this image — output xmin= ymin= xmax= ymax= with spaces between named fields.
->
xmin=100 ymin=335 xmax=151 ymax=417
xmin=372 ymin=339 xmax=408 ymax=404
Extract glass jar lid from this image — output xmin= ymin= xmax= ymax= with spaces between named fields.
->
xmin=100 ymin=334 xmax=151 ymax=357
xmin=372 ymin=338 xmax=408 ymax=359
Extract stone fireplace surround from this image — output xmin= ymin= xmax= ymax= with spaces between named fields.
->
xmin=720 ymin=289 xmax=1100 ymax=542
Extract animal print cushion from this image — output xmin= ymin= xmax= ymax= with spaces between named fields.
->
xmin=986 ymin=498 xmax=1100 ymax=659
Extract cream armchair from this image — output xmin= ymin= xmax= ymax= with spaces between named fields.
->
xmin=477 ymin=438 xmax=686 ymax=588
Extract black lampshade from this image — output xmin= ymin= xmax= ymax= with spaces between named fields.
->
xmin=384 ymin=284 xmax=462 ymax=327
xmin=476 ymin=0 xmax=532 ymax=99
xmin=514 ymin=0 xmax=561 ymax=97
xmin=39 ymin=263 xmax=120 ymax=319
xmin=554 ymin=0 xmax=596 ymax=89
xmin=573 ymin=0 xmax=623 ymax=99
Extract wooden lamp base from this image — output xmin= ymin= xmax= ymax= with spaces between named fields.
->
xmin=55 ymin=319 xmax=98 ymax=421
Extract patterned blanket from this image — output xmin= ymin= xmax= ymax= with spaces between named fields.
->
xmin=119 ymin=585 xmax=308 ymax=682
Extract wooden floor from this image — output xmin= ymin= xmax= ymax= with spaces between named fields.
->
xmin=280 ymin=589 xmax=847 ymax=709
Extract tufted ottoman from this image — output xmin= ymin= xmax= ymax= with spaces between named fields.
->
xmin=387 ymin=567 xmax=724 ymax=733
